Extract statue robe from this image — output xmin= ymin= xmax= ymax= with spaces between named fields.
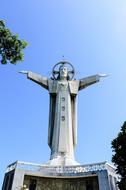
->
xmin=48 ymin=79 xmax=79 ymax=159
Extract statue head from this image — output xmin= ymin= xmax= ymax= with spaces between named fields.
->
xmin=59 ymin=65 xmax=68 ymax=80
xmin=52 ymin=61 xmax=75 ymax=80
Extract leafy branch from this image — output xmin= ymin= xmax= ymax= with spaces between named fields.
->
xmin=0 ymin=20 xmax=28 ymax=64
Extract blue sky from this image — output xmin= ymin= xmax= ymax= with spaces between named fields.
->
xmin=0 ymin=0 xmax=126 ymax=187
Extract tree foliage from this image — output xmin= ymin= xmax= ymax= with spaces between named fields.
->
xmin=0 ymin=20 xmax=28 ymax=64
xmin=111 ymin=121 xmax=126 ymax=189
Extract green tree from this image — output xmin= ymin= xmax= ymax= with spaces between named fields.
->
xmin=0 ymin=20 xmax=28 ymax=64
xmin=111 ymin=121 xmax=126 ymax=190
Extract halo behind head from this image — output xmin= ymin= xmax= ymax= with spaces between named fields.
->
xmin=52 ymin=61 xmax=75 ymax=80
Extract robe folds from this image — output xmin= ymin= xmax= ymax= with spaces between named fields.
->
xmin=48 ymin=79 xmax=79 ymax=158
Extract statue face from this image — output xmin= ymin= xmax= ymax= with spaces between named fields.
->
xmin=59 ymin=66 xmax=68 ymax=79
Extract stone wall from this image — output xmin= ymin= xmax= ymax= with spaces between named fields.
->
xmin=24 ymin=175 xmax=99 ymax=190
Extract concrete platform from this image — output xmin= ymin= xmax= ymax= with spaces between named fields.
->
xmin=2 ymin=161 xmax=118 ymax=190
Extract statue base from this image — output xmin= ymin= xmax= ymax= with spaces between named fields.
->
xmin=46 ymin=155 xmax=79 ymax=166
xmin=2 ymin=161 xmax=118 ymax=190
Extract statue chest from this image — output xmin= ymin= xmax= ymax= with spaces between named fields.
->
xmin=48 ymin=79 xmax=79 ymax=95
xmin=58 ymin=81 xmax=69 ymax=92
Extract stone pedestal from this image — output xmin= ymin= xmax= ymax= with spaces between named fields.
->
xmin=2 ymin=161 xmax=118 ymax=190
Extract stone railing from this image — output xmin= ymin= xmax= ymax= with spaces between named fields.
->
xmin=6 ymin=161 xmax=116 ymax=176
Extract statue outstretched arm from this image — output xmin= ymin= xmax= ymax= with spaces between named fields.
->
xmin=19 ymin=71 xmax=48 ymax=90
xmin=79 ymin=74 xmax=108 ymax=90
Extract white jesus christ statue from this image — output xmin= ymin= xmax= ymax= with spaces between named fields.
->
xmin=20 ymin=62 xmax=107 ymax=165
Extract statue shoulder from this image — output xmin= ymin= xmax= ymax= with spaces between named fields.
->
xmin=48 ymin=79 xmax=58 ymax=93
xmin=69 ymin=80 xmax=79 ymax=95
xmin=69 ymin=80 xmax=79 ymax=85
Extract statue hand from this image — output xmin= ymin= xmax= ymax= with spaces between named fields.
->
xmin=19 ymin=70 xmax=28 ymax=74
xmin=98 ymin=74 xmax=108 ymax=77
